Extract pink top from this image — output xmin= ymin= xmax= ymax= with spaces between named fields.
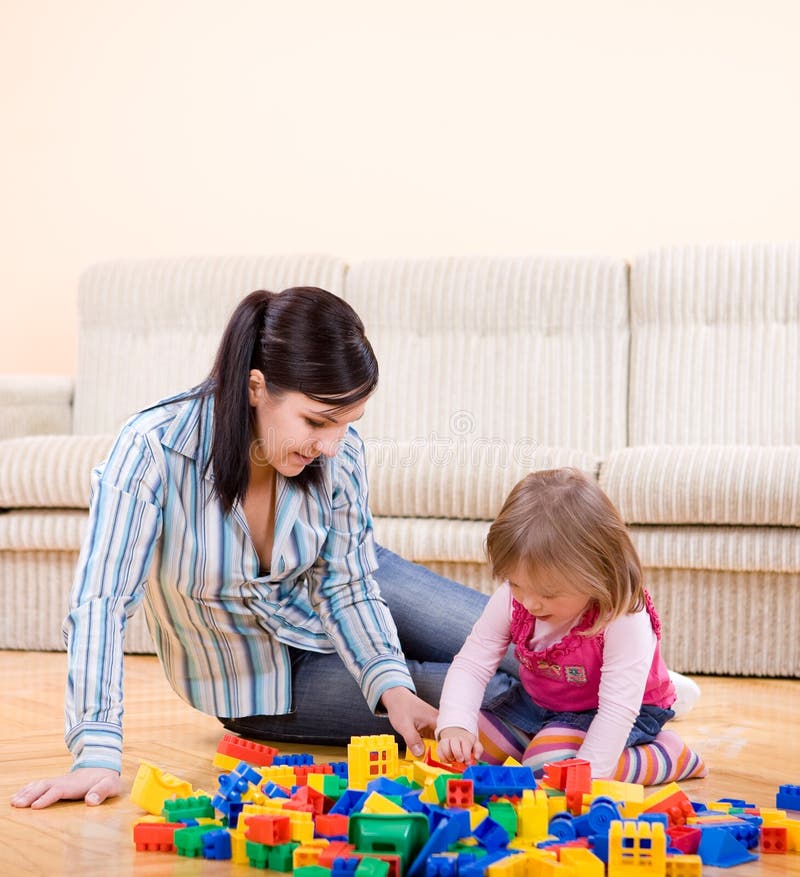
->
xmin=436 ymin=582 xmax=676 ymax=778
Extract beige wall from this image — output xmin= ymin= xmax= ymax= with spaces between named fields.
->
xmin=2 ymin=0 xmax=798 ymax=376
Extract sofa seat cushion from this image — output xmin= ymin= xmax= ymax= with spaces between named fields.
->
xmin=366 ymin=443 xmax=600 ymax=520
xmin=0 ymin=509 xmax=88 ymax=551
xmin=601 ymin=445 xmax=800 ymax=526
xmin=0 ymin=434 xmax=114 ymax=508
xmin=630 ymin=525 xmax=800 ymax=574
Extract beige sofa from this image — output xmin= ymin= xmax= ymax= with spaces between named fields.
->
xmin=1 ymin=244 xmax=798 ymax=676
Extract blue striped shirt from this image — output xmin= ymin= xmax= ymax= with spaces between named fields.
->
xmin=63 ymin=392 xmax=413 ymax=772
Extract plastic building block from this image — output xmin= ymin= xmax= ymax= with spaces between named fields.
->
xmin=548 ymin=813 xmax=577 ymax=842
xmin=666 ymin=824 xmax=701 ymax=854
xmin=296 ymin=867 xmax=333 ymax=877
xmin=330 ymin=789 xmax=370 ymax=816
xmin=348 ymin=735 xmax=400 ymax=791
xmin=331 ymin=856 xmax=360 ymax=877
xmin=355 ymin=856 xmax=391 ymax=877
xmin=270 ymin=841 xmax=302 ymax=871
xmin=173 ymin=823 xmax=222 ymax=858
xmin=697 ymin=827 xmax=758 ymax=867
xmin=349 ymin=812 xmax=430 ymax=871
xmin=444 ymin=779 xmax=474 ymax=809
xmin=642 ymin=784 xmax=695 ymax=827
xmin=132 ymin=821 xmax=184 ymax=852
xmin=559 ymin=846 xmax=604 ymax=876
xmin=487 ymin=800 xmax=517 ymax=838
xmin=245 ymin=812 xmax=292 ymax=845
xmin=202 ymin=828 xmax=232 ymax=859
xmin=161 ymin=794 xmax=215 ymax=822
xmin=213 ymin=733 xmax=278 ymax=769
xmin=514 ymin=788 xmax=549 ymax=842
xmin=664 ymin=855 xmax=703 ymax=876
xmin=318 ymin=842 xmax=357 ymax=867
xmin=588 ymin=797 xmax=621 ymax=835
xmin=130 ymin=761 xmax=194 ymax=815
xmin=608 ymin=820 xmax=666 ymax=875
xmin=293 ymin=839 xmax=332 ymax=868
xmin=274 ymin=752 xmax=314 ymax=767
xmin=316 ymin=812 xmax=350 ymax=838
xmin=462 ymin=765 xmax=537 ymax=798
xmin=472 ymin=816 xmax=510 ymax=852
xmin=541 ymin=758 xmax=591 ymax=815
xmin=761 ymin=825 xmax=788 ymax=853
xmin=777 ymin=784 xmax=800 ymax=811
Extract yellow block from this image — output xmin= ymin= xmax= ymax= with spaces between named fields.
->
xmin=503 ymin=756 xmax=523 ymax=767
xmin=293 ymin=839 xmax=330 ymax=868
xmin=362 ymin=791 xmax=408 ymax=815
xmin=665 ymin=854 xmax=703 ymax=876
xmin=212 ymin=751 xmax=242 ymax=772
xmin=591 ymin=779 xmax=644 ymax=804
xmin=129 ymin=761 xmax=194 ymax=816
xmin=559 ymin=847 xmax=604 ymax=876
xmin=468 ymin=804 xmax=489 ymax=830
xmin=760 ymin=808 xmax=788 ymax=824
xmin=608 ymin=821 xmax=666 ymax=875
xmin=515 ymin=789 xmax=550 ymax=842
xmin=412 ymin=760 xmax=447 ymax=787
xmin=289 ymin=810 xmax=315 ymax=844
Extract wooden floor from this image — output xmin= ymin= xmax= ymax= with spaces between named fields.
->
xmin=1 ymin=651 xmax=798 ymax=876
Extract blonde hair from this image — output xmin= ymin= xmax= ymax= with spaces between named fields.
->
xmin=486 ymin=468 xmax=644 ymax=634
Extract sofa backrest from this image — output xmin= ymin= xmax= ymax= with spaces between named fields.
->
xmin=629 ymin=243 xmax=800 ymax=444
xmin=343 ymin=256 xmax=630 ymax=459
xmin=73 ymin=255 xmax=347 ymax=434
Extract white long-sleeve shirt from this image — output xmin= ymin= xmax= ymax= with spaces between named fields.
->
xmin=436 ymin=582 xmax=658 ymax=778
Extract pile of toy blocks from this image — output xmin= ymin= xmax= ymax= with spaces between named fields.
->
xmin=131 ymin=733 xmax=800 ymax=874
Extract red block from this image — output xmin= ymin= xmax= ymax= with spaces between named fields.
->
xmin=316 ymin=813 xmax=350 ymax=838
xmin=667 ymin=825 xmax=702 ymax=854
xmin=133 ymin=821 xmax=184 ymax=852
xmin=446 ymin=779 xmax=474 ymax=809
xmin=644 ymin=789 xmax=695 ymax=827
xmin=216 ymin=733 xmax=278 ymax=767
xmin=761 ymin=826 xmax=788 ymax=853
xmin=318 ymin=841 xmax=357 ymax=867
xmin=244 ymin=813 xmax=292 ymax=845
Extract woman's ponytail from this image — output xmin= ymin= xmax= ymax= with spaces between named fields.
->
xmin=206 ymin=290 xmax=272 ymax=513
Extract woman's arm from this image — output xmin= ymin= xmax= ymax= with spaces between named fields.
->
xmin=64 ymin=426 xmax=164 ymax=772
xmin=308 ymin=430 xmax=427 ymax=748
xmin=578 ymin=609 xmax=657 ymax=778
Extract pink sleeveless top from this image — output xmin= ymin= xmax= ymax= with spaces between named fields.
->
xmin=511 ymin=591 xmax=675 ymax=712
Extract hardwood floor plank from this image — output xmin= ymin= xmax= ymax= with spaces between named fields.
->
xmin=2 ymin=651 xmax=798 ymax=875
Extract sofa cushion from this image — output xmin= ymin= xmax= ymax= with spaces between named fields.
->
xmin=73 ymin=255 xmax=348 ymax=434
xmin=366 ymin=442 xmax=600 ymax=520
xmin=601 ymin=445 xmax=800 ymax=525
xmin=0 ymin=434 xmax=114 ymax=508
xmin=345 ymin=256 xmax=629 ymax=459
xmin=629 ymin=243 xmax=800 ymax=445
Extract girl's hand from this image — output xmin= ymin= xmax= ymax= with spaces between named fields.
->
xmin=380 ymin=686 xmax=438 ymax=758
xmin=438 ymin=727 xmax=483 ymax=764
xmin=10 ymin=768 xmax=121 ymax=809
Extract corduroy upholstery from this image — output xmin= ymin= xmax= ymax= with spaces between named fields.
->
xmin=0 ymin=245 xmax=797 ymax=677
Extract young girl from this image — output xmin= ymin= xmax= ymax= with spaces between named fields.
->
xmin=436 ymin=468 xmax=706 ymax=784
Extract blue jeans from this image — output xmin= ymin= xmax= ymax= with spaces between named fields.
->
xmin=486 ymin=680 xmax=675 ymax=746
xmin=220 ymin=545 xmax=518 ymax=745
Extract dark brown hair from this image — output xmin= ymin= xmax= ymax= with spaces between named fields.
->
xmin=486 ymin=468 xmax=644 ymax=633
xmin=199 ymin=287 xmax=378 ymax=512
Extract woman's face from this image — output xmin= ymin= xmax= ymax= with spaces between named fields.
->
xmin=248 ymin=371 xmax=367 ymax=477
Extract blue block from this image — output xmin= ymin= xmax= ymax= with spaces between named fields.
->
xmin=462 ymin=765 xmax=536 ymax=797
xmin=458 ymin=850 xmax=519 ymax=877
xmin=332 ymin=856 xmax=360 ymax=877
xmin=586 ymin=797 xmax=621 ymax=835
xmin=202 ymin=829 xmax=232 ymax=860
xmin=366 ymin=777 xmax=412 ymax=796
xmin=329 ymin=761 xmax=349 ymax=779
xmin=588 ymin=832 xmax=609 ymax=863
xmin=406 ymin=811 xmax=472 ymax=877
xmin=698 ymin=827 xmax=759 ymax=867
xmin=273 ymin=753 xmax=314 ymax=767
xmin=548 ymin=813 xmax=576 ymax=842
xmin=777 ymin=784 xmax=800 ymax=811
xmin=329 ymin=789 xmax=368 ymax=815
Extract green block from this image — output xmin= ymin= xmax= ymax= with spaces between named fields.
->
xmin=355 ymin=857 xmax=390 ymax=877
xmin=269 ymin=841 xmax=300 ymax=872
xmin=296 ymin=867 xmax=332 ymax=877
xmin=487 ymin=800 xmax=517 ymax=837
xmin=174 ymin=824 xmax=221 ymax=858
xmin=349 ymin=813 xmax=429 ymax=870
xmin=162 ymin=794 xmax=215 ymax=821
xmin=246 ymin=839 xmax=270 ymax=869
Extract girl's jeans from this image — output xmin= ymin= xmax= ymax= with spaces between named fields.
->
xmin=220 ymin=545 xmax=518 ymax=745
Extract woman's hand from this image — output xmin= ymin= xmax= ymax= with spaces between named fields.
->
xmin=380 ymin=686 xmax=438 ymax=758
xmin=10 ymin=768 xmax=121 ymax=809
xmin=438 ymin=726 xmax=483 ymax=764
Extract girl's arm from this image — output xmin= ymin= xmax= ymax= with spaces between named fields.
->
xmin=578 ymin=608 xmax=657 ymax=778
xmin=436 ymin=583 xmax=513 ymax=739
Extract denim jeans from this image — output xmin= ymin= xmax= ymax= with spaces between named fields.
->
xmin=485 ymin=679 xmax=676 ymax=746
xmin=220 ymin=545 xmax=518 ymax=745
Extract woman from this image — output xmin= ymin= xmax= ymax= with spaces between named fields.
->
xmin=11 ymin=286 xmax=515 ymax=809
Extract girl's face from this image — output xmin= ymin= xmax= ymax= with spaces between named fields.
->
xmin=505 ymin=564 xmax=591 ymax=625
xmin=248 ymin=372 xmax=367 ymax=477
